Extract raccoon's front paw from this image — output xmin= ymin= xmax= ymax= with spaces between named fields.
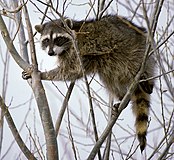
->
xmin=22 ymin=65 xmax=34 ymax=80
xmin=111 ymin=103 xmax=120 ymax=117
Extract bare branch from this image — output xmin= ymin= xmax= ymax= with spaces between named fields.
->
xmin=67 ymin=104 xmax=78 ymax=160
xmin=11 ymin=0 xmax=29 ymax=63
xmin=0 ymin=14 xmax=29 ymax=70
xmin=22 ymin=2 xmax=59 ymax=159
xmin=0 ymin=96 xmax=37 ymax=160
xmin=22 ymin=1 xmax=37 ymax=66
xmin=103 ymin=96 xmax=113 ymax=160
xmin=98 ymin=0 xmax=114 ymax=20
xmin=157 ymin=125 xmax=174 ymax=160
xmin=55 ymin=81 xmax=75 ymax=135
xmin=0 ymin=0 xmax=28 ymax=13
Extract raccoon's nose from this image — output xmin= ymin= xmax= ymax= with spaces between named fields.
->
xmin=48 ymin=49 xmax=55 ymax=56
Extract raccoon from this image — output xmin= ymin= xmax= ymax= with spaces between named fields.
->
xmin=23 ymin=15 xmax=155 ymax=152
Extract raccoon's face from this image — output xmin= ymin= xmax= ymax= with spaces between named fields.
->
xmin=35 ymin=19 xmax=72 ymax=56
xmin=40 ymin=33 xmax=71 ymax=56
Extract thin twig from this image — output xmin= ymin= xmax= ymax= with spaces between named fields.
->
xmin=0 ymin=14 xmax=29 ymax=70
xmin=103 ymin=95 xmax=113 ymax=160
xmin=98 ymin=0 xmax=114 ymax=20
xmin=12 ymin=0 xmax=29 ymax=63
xmin=66 ymin=105 xmax=78 ymax=160
xmin=55 ymin=81 xmax=75 ymax=136
xmin=0 ymin=0 xmax=28 ymax=13
xmin=158 ymin=127 xmax=174 ymax=160
xmin=0 ymin=96 xmax=37 ymax=160
xmin=26 ymin=124 xmax=43 ymax=160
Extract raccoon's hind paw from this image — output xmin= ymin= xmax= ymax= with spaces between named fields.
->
xmin=140 ymin=73 xmax=154 ymax=94
xmin=22 ymin=65 xmax=34 ymax=80
xmin=139 ymin=81 xmax=153 ymax=94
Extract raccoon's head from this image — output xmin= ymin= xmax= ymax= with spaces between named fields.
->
xmin=35 ymin=19 xmax=73 ymax=56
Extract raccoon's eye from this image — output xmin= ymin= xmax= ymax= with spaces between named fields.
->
xmin=54 ymin=37 xmax=70 ymax=46
xmin=42 ymin=38 xmax=49 ymax=47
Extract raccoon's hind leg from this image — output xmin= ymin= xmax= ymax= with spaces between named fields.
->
xmin=131 ymin=86 xmax=151 ymax=152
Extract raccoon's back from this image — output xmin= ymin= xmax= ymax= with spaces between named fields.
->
xmin=76 ymin=15 xmax=146 ymax=58
xmin=77 ymin=19 xmax=146 ymax=96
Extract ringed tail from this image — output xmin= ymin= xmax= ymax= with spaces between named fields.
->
xmin=132 ymin=86 xmax=150 ymax=152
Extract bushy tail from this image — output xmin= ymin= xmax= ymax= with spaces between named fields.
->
xmin=132 ymin=86 xmax=150 ymax=152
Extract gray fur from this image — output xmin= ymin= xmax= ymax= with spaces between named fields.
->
xmin=35 ymin=15 xmax=155 ymax=151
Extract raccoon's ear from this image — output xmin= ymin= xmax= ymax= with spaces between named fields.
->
xmin=35 ymin=24 xmax=44 ymax=33
xmin=64 ymin=18 xmax=73 ymax=29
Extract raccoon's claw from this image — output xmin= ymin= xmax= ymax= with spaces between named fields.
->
xmin=22 ymin=65 xmax=34 ymax=80
xmin=111 ymin=103 xmax=120 ymax=117
xmin=22 ymin=71 xmax=31 ymax=79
